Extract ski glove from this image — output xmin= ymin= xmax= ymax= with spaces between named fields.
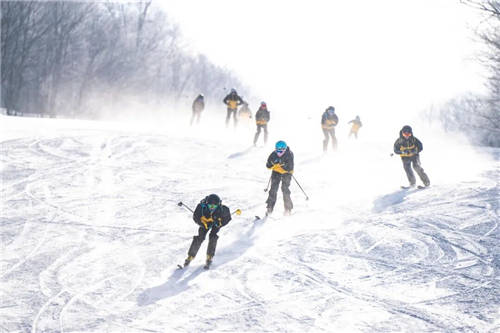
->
xmin=271 ymin=163 xmax=288 ymax=174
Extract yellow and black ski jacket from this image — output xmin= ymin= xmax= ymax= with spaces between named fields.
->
xmin=193 ymin=203 xmax=231 ymax=230
xmin=266 ymin=147 xmax=294 ymax=175
xmin=393 ymin=132 xmax=423 ymax=158
xmin=223 ymin=93 xmax=244 ymax=110
xmin=255 ymin=107 xmax=270 ymax=125
xmin=321 ymin=111 xmax=339 ymax=130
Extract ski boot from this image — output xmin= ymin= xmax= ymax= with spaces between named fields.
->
xmin=204 ymin=255 xmax=213 ymax=270
xmin=184 ymin=255 xmax=194 ymax=267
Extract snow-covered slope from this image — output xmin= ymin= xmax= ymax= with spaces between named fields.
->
xmin=1 ymin=115 xmax=498 ymax=332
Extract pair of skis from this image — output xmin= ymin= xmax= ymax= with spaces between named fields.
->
xmin=401 ymin=185 xmax=429 ymax=190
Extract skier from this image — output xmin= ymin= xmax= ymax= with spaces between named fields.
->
xmin=223 ymin=88 xmax=244 ymax=127
xmin=183 ymin=194 xmax=232 ymax=269
xmin=265 ymin=140 xmax=294 ymax=216
xmin=321 ymin=106 xmax=339 ymax=152
xmin=348 ymin=115 xmax=362 ymax=139
xmin=238 ymin=101 xmax=252 ymax=120
xmin=253 ymin=101 xmax=270 ymax=146
xmin=190 ymin=94 xmax=205 ymax=125
xmin=393 ymin=125 xmax=431 ymax=188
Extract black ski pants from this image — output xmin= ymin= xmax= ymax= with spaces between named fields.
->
xmin=190 ymin=111 xmax=201 ymax=126
xmin=402 ymin=155 xmax=430 ymax=186
xmin=253 ymin=124 xmax=268 ymax=145
xmin=266 ymin=172 xmax=293 ymax=211
xmin=322 ymin=128 xmax=337 ymax=151
xmin=226 ymin=109 xmax=238 ymax=127
xmin=187 ymin=226 xmax=220 ymax=258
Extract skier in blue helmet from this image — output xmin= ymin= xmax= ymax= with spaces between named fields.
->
xmin=265 ymin=140 xmax=294 ymax=216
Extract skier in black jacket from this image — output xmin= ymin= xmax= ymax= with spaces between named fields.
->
xmin=190 ymin=94 xmax=205 ymax=125
xmin=265 ymin=140 xmax=294 ymax=216
xmin=321 ymin=106 xmax=339 ymax=151
xmin=223 ymin=89 xmax=244 ymax=127
xmin=183 ymin=194 xmax=232 ymax=269
xmin=253 ymin=101 xmax=270 ymax=146
xmin=393 ymin=125 xmax=430 ymax=188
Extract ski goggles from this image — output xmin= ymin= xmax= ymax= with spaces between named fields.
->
xmin=276 ymin=148 xmax=286 ymax=153
xmin=207 ymin=204 xmax=218 ymax=210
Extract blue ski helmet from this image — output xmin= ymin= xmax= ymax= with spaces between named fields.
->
xmin=275 ymin=140 xmax=287 ymax=151
xmin=327 ymin=106 xmax=335 ymax=114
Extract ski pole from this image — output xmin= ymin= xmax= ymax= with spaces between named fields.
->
xmin=177 ymin=201 xmax=194 ymax=213
xmin=292 ymin=174 xmax=309 ymax=201
xmin=264 ymin=175 xmax=272 ymax=192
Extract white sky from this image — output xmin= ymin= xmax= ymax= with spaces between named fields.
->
xmin=158 ymin=0 xmax=487 ymax=126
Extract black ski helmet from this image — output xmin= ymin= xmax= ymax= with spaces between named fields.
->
xmin=401 ymin=125 xmax=412 ymax=134
xmin=206 ymin=194 xmax=221 ymax=206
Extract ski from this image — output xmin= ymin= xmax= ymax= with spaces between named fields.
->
xmin=400 ymin=185 xmax=414 ymax=189
xmin=177 ymin=264 xmax=184 ymax=270
xmin=417 ymin=185 xmax=429 ymax=190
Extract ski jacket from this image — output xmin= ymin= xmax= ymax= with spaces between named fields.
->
xmin=393 ymin=132 xmax=423 ymax=158
xmin=266 ymin=147 xmax=294 ymax=174
xmin=321 ymin=112 xmax=339 ymax=130
xmin=223 ymin=93 xmax=244 ymax=110
xmin=239 ymin=104 xmax=252 ymax=119
xmin=348 ymin=118 xmax=362 ymax=132
xmin=255 ymin=107 xmax=270 ymax=125
xmin=193 ymin=202 xmax=231 ymax=230
xmin=192 ymin=96 xmax=205 ymax=113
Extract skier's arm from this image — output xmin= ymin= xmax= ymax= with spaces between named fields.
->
xmin=283 ymin=151 xmax=294 ymax=172
xmin=266 ymin=153 xmax=276 ymax=169
xmin=393 ymin=139 xmax=402 ymax=154
xmin=223 ymin=95 xmax=229 ymax=105
xmin=415 ymin=137 xmax=423 ymax=153
xmin=219 ymin=206 xmax=232 ymax=227
xmin=192 ymin=204 xmax=203 ymax=225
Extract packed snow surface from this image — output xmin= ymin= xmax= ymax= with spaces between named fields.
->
xmin=1 ymin=115 xmax=499 ymax=332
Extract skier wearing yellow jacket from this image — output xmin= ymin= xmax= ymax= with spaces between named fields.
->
xmin=253 ymin=101 xmax=270 ymax=146
xmin=393 ymin=125 xmax=430 ymax=188
xmin=223 ymin=89 xmax=244 ymax=127
xmin=321 ymin=106 xmax=339 ymax=151
xmin=265 ymin=141 xmax=294 ymax=216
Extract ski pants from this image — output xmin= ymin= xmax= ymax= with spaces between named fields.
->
xmin=253 ymin=124 xmax=268 ymax=145
xmin=322 ymin=128 xmax=337 ymax=151
xmin=266 ymin=172 xmax=293 ymax=211
xmin=190 ymin=111 xmax=201 ymax=126
xmin=348 ymin=129 xmax=358 ymax=139
xmin=187 ymin=225 xmax=220 ymax=258
xmin=226 ymin=108 xmax=238 ymax=127
xmin=401 ymin=155 xmax=430 ymax=186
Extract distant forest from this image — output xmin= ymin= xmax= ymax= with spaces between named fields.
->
xmin=438 ymin=1 xmax=499 ymax=147
xmin=1 ymin=1 xmax=244 ymax=118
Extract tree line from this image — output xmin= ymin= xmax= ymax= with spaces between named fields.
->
xmin=1 ymin=1 xmax=244 ymax=118
xmin=438 ymin=1 xmax=500 ymax=147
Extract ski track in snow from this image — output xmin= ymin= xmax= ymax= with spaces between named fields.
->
xmin=0 ymin=117 xmax=499 ymax=332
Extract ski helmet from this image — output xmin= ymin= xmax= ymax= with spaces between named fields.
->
xmin=327 ymin=106 xmax=335 ymax=114
xmin=206 ymin=194 xmax=221 ymax=205
xmin=275 ymin=140 xmax=287 ymax=151
xmin=230 ymin=88 xmax=236 ymax=94
xmin=401 ymin=125 xmax=412 ymax=134
xmin=260 ymin=101 xmax=267 ymax=108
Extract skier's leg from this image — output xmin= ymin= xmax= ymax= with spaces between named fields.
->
xmin=412 ymin=155 xmax=430 ymax=186
xmin=187 ymin=227 xmax=208 ymax=258
xmin=254 ymin=125 xmax=262 ymax=145
xmin=322 ymin=129 xmax=329 ymax=152
xmin=263 ymin=124 xmax=268 ymax=144
xmin=206 ymin=227 xmax=220 ymax=257
xmin=266 ymin=172 xmax=281 ymax=212
xmin=190 ymin=112 xmax=196 ymax=126
xmin=232 ymin=110 xmax=238 ymax=127
xmin=331 ymin=128 xmax=338 ymax=150
xmin=196 ymin=111 xmax=201 ymax=124
xmin=225 ymin=109 xmax=231 ymax=127
xmin=281 ymin=173 xmax=293 ymax=211
xmin=402 ymin=158 xmax=416 ymax=185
